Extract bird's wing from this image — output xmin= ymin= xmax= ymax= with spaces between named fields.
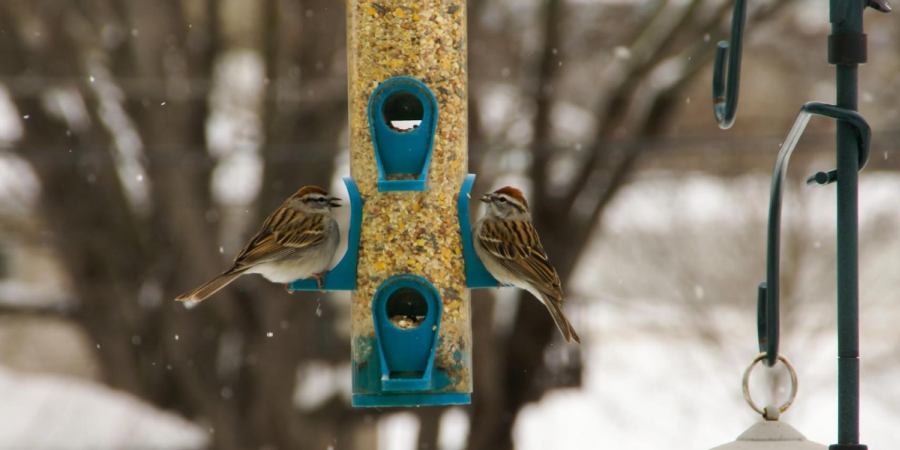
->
xmin=272 ymin=213 xmax=329 ymax=249
xmin=477 ymin=220 xmax=565 ymax=300
xmin=232 ymin=207 xmax=328 ymax=269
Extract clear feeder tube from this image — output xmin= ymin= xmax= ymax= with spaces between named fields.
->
xmin=347 ymin=0 xmax=471 ymax=406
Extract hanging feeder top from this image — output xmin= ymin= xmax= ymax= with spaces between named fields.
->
xmin=708 ymin=421 xmax=826 ymax=450
xmin=708 ymin=354 xmax=822 ymax=450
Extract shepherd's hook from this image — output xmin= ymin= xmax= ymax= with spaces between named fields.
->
xmin=757 ymin=102 xmax=870 ymax=367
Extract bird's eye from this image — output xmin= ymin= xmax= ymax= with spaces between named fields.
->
xmin=499 ymin=197 xmax=507 ymax=203
xmin=317 ymin=198 xmax=326 ymax=203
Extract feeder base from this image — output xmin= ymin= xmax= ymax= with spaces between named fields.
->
xmin=352 ymin=393 xmax=471 ymax=408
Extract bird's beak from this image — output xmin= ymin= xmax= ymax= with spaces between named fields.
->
xmin=329 ymin=197 xmax=343 ymax=207
xmin=479 ymin=194 xmax=491 ymax=204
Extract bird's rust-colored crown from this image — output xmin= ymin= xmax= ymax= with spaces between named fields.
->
xmin=293 ymin=185 xmax=329 ymax=198
xmin=493 ymin=186 xmax=528 ymax=208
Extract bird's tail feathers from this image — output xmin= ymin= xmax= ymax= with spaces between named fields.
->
xmin=541 ymin=293 xmax=581 ymax=344
xmin=175 ymin=267 xmax=246 ymax=304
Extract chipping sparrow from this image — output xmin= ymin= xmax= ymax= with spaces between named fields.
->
xmin=175 ymin=185 xmax=342 ymax=303
xmin=473 ymin=186 xmax=581 ymax=343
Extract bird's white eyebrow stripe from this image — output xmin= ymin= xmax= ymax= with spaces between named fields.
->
xmin=498 ymin=194 xmax=527 ymax=213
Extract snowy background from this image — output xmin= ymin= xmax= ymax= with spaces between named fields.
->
xmin=1 ymin=0 xmax=899 ymax=449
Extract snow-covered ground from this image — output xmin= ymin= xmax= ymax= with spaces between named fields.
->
xmin=0 ymin=367 xmax=207 ymax=450
xmin=515 ymin=303 xmax=900 ymax=450
xmin=515 ymin=173 xmax=900 ymax=450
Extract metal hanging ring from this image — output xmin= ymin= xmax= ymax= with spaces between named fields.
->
xmin=742 ymin=353 xmax=798 ymax=418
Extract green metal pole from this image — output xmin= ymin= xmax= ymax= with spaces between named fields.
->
xmin=831 ymin=0 xmax=864 ymax=448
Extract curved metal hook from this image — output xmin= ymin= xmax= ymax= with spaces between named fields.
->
xmin=759 ymin=102 xmax=870 ymax=367
xmin=712 ymin=0 xmax=747 ymax=129
xmin=803 ymin=103 xmax=871 ymax=186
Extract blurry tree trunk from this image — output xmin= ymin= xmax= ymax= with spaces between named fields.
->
xmin=417 ymin=407 xmax=444 ymax=450
xmin=261 ymin=0 xmax=347 ymax=207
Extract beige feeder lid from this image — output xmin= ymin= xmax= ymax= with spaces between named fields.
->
xmin=710 ymin=354 xmax=826 ymax=450
xmin=709 ymin=421 xmax=826 ymax=450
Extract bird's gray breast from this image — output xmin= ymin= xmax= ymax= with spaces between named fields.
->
xmin=472 ymin=217 xmax=518 ymax=286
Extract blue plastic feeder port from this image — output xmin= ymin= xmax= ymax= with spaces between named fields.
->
xmin=352 ymin=275 xmax=471 ymax=407
xmin=368 ymin=77 xmax=438 ymax=192
xmin=374 ymin=275 xmax=440 ymax=391
xmin=457 ymin=174 xmax=503 ymax=289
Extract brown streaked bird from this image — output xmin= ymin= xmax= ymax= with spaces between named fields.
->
xmin=175 ymin=185 xmax=341 ymax=304
xmin=472 ymin=186 xmax=581 ymax=343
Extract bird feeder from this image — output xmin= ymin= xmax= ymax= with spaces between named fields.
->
xmin=291 ymin=0 xmax=499 ymax=408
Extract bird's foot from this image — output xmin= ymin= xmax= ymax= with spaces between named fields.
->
xmin=284 ymin=283 xmax=293 ymax=294
xmin=497 ymin=282 xmax=502 ymax=289
xmin=313 ymin=272 xmax=327 ymax=292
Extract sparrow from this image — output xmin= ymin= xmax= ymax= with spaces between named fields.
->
xmin=175 ymin=185 xmax=342 ymax=304
xmin=473 ymin=186 xmax=581 ymax=343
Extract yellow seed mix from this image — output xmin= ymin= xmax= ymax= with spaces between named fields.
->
xmin=390 ymin=315 xmax=422 ymax=330
xmin=347 ymin=0 xmax=470 ymax=392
